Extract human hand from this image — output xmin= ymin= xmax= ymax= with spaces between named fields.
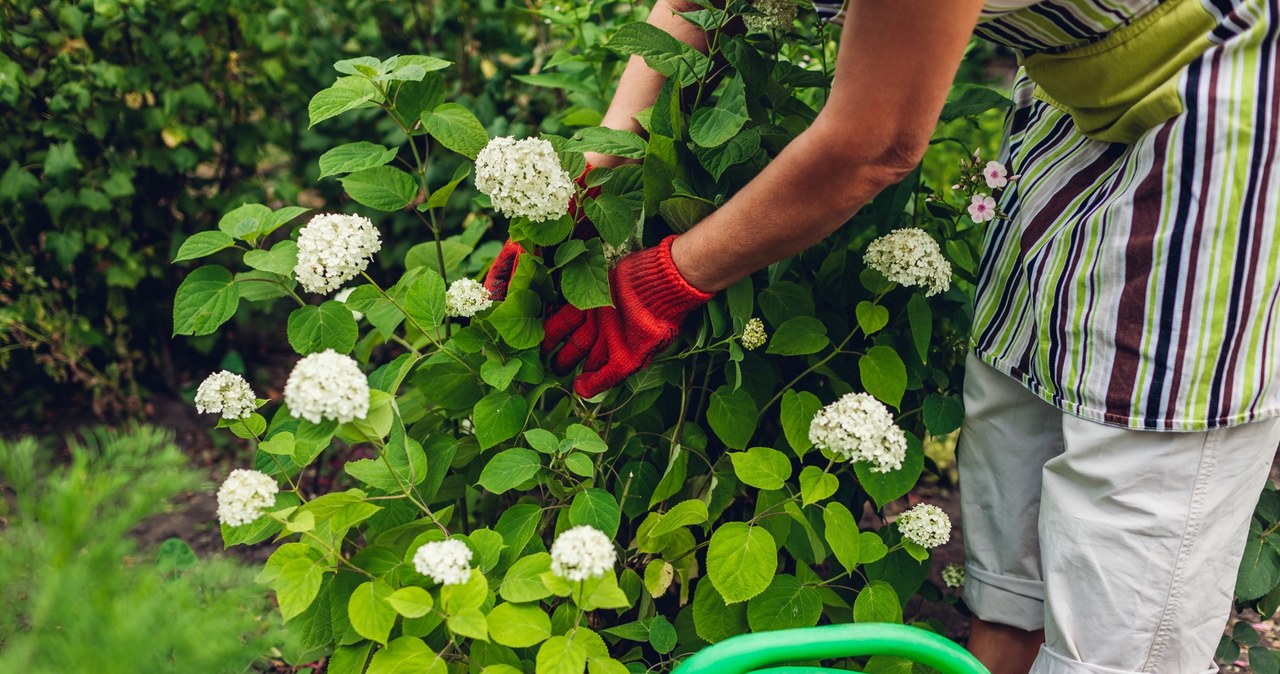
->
xmin=542 ymin=235 xmax=712 ymax=398
xmin=482 ymin=164 xmax=599 ymax=301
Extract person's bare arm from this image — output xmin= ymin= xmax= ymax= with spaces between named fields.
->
xmin=585 ymin=0 xmax=716 ymax=169
xmin=670 ymin=0 xmax=986 ymax=291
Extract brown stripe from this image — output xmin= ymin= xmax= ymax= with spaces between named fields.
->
xmin=1106 ymin=124 xmax=1173 ymax=418
xmin=1019 ymin=143 xmax=1126 ymax=253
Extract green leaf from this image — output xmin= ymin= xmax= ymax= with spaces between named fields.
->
xmin=173 ymin=265 xmax=240 ymax=336
xmin=349 ymin=580 xmax=397 ymax=644
xmin=329 ymin=643 xmax=373 ymax=674
xmin=649 ymin=616 xmax=678 ymax=654
xmin=422 ymin=103 xmax=488 ymax=160
xmin=43 ymin=141 xmax=82 ymax=180
xmin=424 ymin=165 xmax=471 ymax=210
xmin=309 ymin=80 xmax=377 ymax=127
xmin=562 ymin=253 xmax=613 ymax=310
xmin=287 ymin=301 xmax=358 ymax=355
xmin=481 ymin=359 xmax=522 ymax=391
xmin=781 ymin=390 xmax=823 ymax=458
xmin=320 ymin=142 xmax=399 ymax=179
xmin=854 ymin=432 xmax=924 ymax=509
xmin=536 ymin=636 xmax=587 ymax=674
xmin=906 ymin=293 xmax=932 ymax=364
xmin=923 ymin=394 xmax=964 ymax=436
xmin=488 ymin=602 xmax=552 ymax=648
xmin=341 ymin=166 xmax=418 ymax=212
xmin=940 ymin=83 xmax=1013 ymax=121
xmin=447 ymin=607 xmax=489 ymax=640
xmin=707 ymin=385 xmax=759 ymax=449
xmin=706 ymin=522 xmax=777 ymax=603
xmin=386 ymin=586 xmax=434 ymax=618
xmin=605 ymin=22 xmax=711 ymax=81
xmin=273 ymin=558 xmax=324 ymax=621
xmin=440 ymin=570 xmax=488 ymax=612
xmin=1237 ymin=526 xmax=1280 ymax=600
xmin=688 ymin=77 xmax=748 ymax=148
xmin=500 ymin=553 xmax=553 ymax=603
xmin=218 ymin=204 xmax=272 ymax=240
xmin=767 ymin=316 xmax=829 ymax=356
xmin=243 ymin=239 xmax=299 ymax=276
xmin=334 ymin=56 xmax=381 ymax=76
xmin=823 ymin=502 xmax=862 ymax=573
xmin=657 ymin=196 xmax=716 ymax=234
xmin=644 ymin=560 xmax=675 ymax=598
xmin=565 ymin=452 xmax=595 ymax=477
xmin=856 ymin=301 xmax=890 ymax=336
xmin=577 ymin=573 xmax=631 ymax=611
xmin=859 ymin=532 xmax=889 ymax=565
xmin=478 ymin=448 xmax=541 ymax=493
xmin=650 ymin=499 xmax=710 ymax=538
xmin=474 ymin=392 xmax=530 ymax=451
xmin=583 ymin=194 xmax=637 ymax=247
xmin=729 ymin=447 xmax=792 ymax=490
xmin=259 ymin=207 xmax=310 ymax=240
xmin=746 ymin=575 xmax=822 ymax=632
xmin=853 ymin=580 xmax=903 ymax=623
xmin=155 ymin=537 xmax=198 ymax=573
xmin=366 ymin=636 xmax=441 ymax=674
xmin=569 ymin=488 xmax=622 ymax=538
xmin=859 ymin=345 xmax=907 ymax=409
xmin=404 ymin=271 xmax=447 ymax=330
xmin=799 ymin=466 xmax=838 ymax=506
xmin=490 ymin=288 xmax=544 ymax=349
xmin=692 ymin=579 xmax=747 ymax=643
xmin=174 ymin=231 xmax=234 ymax=262
xmin=565 ymin=424 xmax=608 ymax=454
xmin=565 ymin=128 xmax=647 ymax=159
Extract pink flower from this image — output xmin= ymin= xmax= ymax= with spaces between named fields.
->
xmin=968 ymin=194 xmax=997 ymax=223
xmin=983 ymin=161 xmax=1009 ymax=189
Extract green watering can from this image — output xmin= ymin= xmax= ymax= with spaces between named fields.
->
xmin=672 ymin=624 xmax=992 ymax=674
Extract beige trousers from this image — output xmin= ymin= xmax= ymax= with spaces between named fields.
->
xmin=958 ymin=354 xmax=1280 ymax=673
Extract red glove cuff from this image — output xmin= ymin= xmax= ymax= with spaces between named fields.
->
xmin=624 ymin=235 xmax=713 ymax=318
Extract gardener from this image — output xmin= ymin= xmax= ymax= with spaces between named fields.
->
xmin=489 ymin=0 xmax=1280 ymax=672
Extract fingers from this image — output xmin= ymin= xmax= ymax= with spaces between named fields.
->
xmin=573 ymin=348 xmax=633 ymax=399
xmin=542 ymin=304 xmax=586 ymax=354
xmin=483 ymin=240 xmax=525 ymax=301
xmin=552 ymin=310 xmax=598 ymax=375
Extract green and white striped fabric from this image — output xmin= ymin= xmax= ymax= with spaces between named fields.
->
xmin=972 ymin=0 xmax=1280 ymax=430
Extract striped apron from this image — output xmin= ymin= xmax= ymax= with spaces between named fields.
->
xmin=816 ymin=0 xmax=1280 ymax=431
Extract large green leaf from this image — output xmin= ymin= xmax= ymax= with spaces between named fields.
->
xmin=692 ymin=579 xmax=747 ymax=643
xmin=565 ymin=128 xmax=647 ymax=159
xmin=366 ymin=636 xmax=443 ymax=674
xmin=853 ymin=580 xmax=902 ymax=624
xmin=287 ymin=301 xmax=358 ymax=355
xmin=781 ymin=390 xmax=823 ymax=458
xmin=473 ymin=392 xmax=529 ymax=451
xmin=488 ymin=602 xmax=552 ymax=648
xmin=536 ymin=636 xmax=588 ymax=674
xmin=767 ymin=316 xmax=828 ymax=356
xmin=500 ymin=553 xmax=553 ymax=603
xmin=729 ymin=447 xmax=791 ymax=490
xmin=320 ymin=141 xmax=399 ymax=179
xmin=569 ymin=488 xmax=622 ymax=538
xmin=707 ymin=385 xmax=758 ymax=449
xmin=562 ymin=252 xmax=612 ymax=310
xmin=422 ymin=103 xmax=488 ymax=160
xmin=243 ymin=240 xmax=299 ymax=277
xmin=173 ymin=231 xmax=234 ymax=262
xmin=688 ymin=77 xmax=748 ymax=149
xmin=859 ymin=345 xmax=907 ymax=409
xmin=349 ymin=580 xmax=397 ymax=644
xmin=478 ymin=448 xmax=541 ymax=494
xmin=746 ymin=575 xmax=821 ymax=631
xmin=173 ymin=265 xmax=239 ymax=336
xmin=923 ymin=393 xmax=965 ymax=436
xmin=706 ymin=522 xmax=776 ymax=603
xmin=605 ymin=22 xmax=711 ymax=82
xmin=404 ymin=271 xmax=447 ymax=330
xmin=309 ymin=78 xmax=377 ymax=127
xmin=855 ymin=433 xmax=924 ymax=509
xmin=489 ymin=288 xmax=544 ymax=349
xmin=823 ymin=502 xmax=862 ymax=573
xmin=341 ymin=166 xmax=417 ymax=212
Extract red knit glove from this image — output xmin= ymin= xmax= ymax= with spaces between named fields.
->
xmin=483 ymin=165 xmax=601 ymax=301
xmin=542 ymin=235 xmax=712 ymax=398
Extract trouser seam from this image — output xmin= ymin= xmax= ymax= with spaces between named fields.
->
xmin=1140 ymin=428 xmax=1221 ymax=671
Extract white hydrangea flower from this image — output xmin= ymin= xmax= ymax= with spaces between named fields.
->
xmin=216 ymin=469 xmax=278 ymax=527
xmin=864 ymin=227 xmax=952 ymax=297
xmin=983 ymin=160 xmax=1009 ymax=189
xmin=602 ymin=241 xmax=633 ymax=268
xmin=283 ymin=349 xmax=369 ymax=424
xmin=293 ymin=213 xmax=382 ymax=295
xmin=967 ymin=194 xmax=997 ymax=224
xmin=808 ymin=392 xmax=907 ymax=473
xmin=412 ymin=539 xmax=474 ymax=586
xmin=550 ymin=525 xmax=616 ymax=582
xmin=942 ymin=563 xmax=966 ymax=589
xmin=740 ymin=318 xmax=767 ymax=350
xmin=897 ymin=503 xmax=951 ymax=549
xmin=474 ymin=136 xmax=574 ymax=223
xmin=194 ymin=370 xmax=256 ymax=420
xmin=744 ymin=0 xmax=798 ymax=32
xmin=445 ymin=278 xmax=493 ymax=318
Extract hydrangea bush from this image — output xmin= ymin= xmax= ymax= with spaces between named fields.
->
xmin=172 ymin=2 xmax=1014 ymax=672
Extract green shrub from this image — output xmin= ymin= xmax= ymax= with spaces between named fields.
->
xmin=0 ymin=424 xmax=285 ymax=673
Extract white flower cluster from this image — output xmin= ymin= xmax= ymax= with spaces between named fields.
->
xmin=283 ymin=349 xmax=369 ymax=424
xmin=808 ymin=392 xmax=907 ymax=473
xmin=474 ymin=137 xmax=574 ymax=223
xmin=216 ymin=469 xmax=278 ymax=526
xmin=942 ymin=563 xmax=966 ymax=589
xmin=864 ymin=228 xmax=953 ymax=297
xmin=744 ymin=0 xmax=798 ymax=32
xmin=194 ymin=370 xmax=256 ymax=420
xmin=294 ymin=213 xmax=382 ymax=295
xmin=602 ymin=241 xmax=633 ymax=268
xmin=550 ymin=525 xmax=616 ymax=581
xmin=412 ymin=539 xmax=474 ymax=586
xmin=740 ymin=318 xmax=767 ymax=350
xmin=897 ymin=503 xmax=951 ymax=549
xmin=445 ymin=278 xmax=493 ymax=318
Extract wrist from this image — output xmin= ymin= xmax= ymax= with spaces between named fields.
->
xmin=668 ymin=233 xmax=721 ymax=293
xmin=628 ymin=236 xmax=713 ymax=317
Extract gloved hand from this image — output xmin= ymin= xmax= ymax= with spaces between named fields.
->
xmin=483 ymin=164 xmax=599 ymax=301
xmin=542 ymin=235 xmax=712 ymax=398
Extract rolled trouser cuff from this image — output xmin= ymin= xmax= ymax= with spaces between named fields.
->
xmin=1031 ymin=644 xmax=1217 ymax=674
xmin=963 ymin=564 xmax=1046 ymax=631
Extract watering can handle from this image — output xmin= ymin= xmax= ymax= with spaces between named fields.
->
xmin=671 ymin=624 xmax=991 ymax=674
